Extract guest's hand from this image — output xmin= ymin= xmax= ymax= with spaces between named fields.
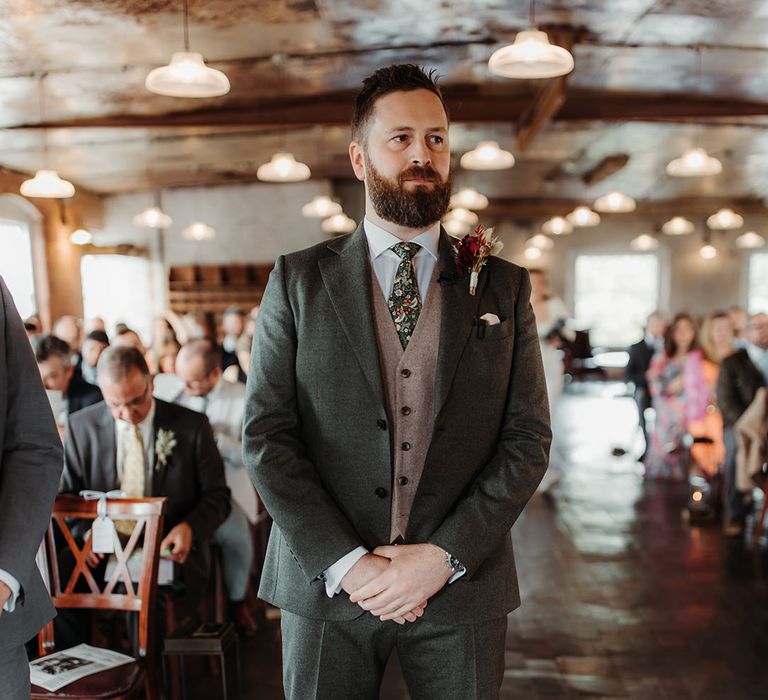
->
xmin=0 ymin=580 xmax=11 ymax=618
xmin=86 ymin=551 xmax=104 ymax=568
xmin=160 ymin=523 xmax=193 ymax=564
xmin=350 ymin=544 xmax=451 ymax=622
xmin=341 ymin=553 xmax=425 ymax=625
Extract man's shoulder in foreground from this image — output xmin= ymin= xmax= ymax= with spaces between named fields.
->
xmin=721 ymin=348 xmax=750 ymax=372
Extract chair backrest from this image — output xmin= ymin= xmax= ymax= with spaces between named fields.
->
xmin=38 ymin=494 xmax=166 ymax=658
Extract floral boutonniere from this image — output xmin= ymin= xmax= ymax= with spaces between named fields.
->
xmin=154 ymin=429 xmax=177 ymax=472
xmin=451 ymin=224 xmax=504 ymax=296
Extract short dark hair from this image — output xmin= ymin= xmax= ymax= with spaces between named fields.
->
xmin=179 ymin=338 xmax=222 ymax=375
xmin=664 ymin=313 xmax=699 ymax=358
xmin=351 ymin=64 xmax=448 ymax=141
xmin=33 ymin=334 xmax=71 ymax=366
xmin=85 ymin=330 xmax=110 ymax=346
xmin=97 ymin=345 xmax=149 ymax=383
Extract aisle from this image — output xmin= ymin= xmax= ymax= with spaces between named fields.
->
xmin=214 ymin=382 xmax=768 ymax=699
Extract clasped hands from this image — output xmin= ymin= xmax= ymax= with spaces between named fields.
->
xmin=341 ymin=543 xmax=452 ymax=626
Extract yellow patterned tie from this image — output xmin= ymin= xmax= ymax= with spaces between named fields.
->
xmin=116 ymin=424 xmax=145 ymax=536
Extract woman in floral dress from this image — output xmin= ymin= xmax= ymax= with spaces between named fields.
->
xmin=645 ymin=313 xmax=714 ymax=480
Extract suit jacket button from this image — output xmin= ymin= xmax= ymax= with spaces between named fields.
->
xmin=401 ymin=442 xmax=411 ymax=451
xmin=401 ymin=406 xmax=411 ymax=416
xmin=400 ymin=368 xmax=411 ymax=378
xmin=377 ymin=419 xmax=387 ymax=430
xmin=398 ymin=476 xmax=409 ymax=486
xmin=375 ymin=487 xmax=387 ymax=499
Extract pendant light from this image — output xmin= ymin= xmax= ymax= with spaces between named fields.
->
xmin=444 ymin=208 xmax=479 ymax=226
xmin=257 ymin=152 xmax=311 ymax=182
xmin=460 ymin=141 xmax=515 ymax=171
xmin=20 ymin=76 xmax=76 ymax=199
xmin=666 ymin=148 xmax=722 ymax=177
xmin=526 ymin=234 xmax=554 ymax=250
xmin=145 ymin=0 xmax=230 ymax=98
xmin=661 ymin=216 xmax=694 ymax=236
xmin=666 ymin=49 xmax=722 ymax=178
xmin=182 ymin=221 xmax=216 ymax=240
xmin=566 ymin=206 xmax=600 ymax=227
xmin=450 ymin=188 xmax=489 ymax=210
xmin=302 ymin=195 xmax=342 ymax=218
xmin=630 ymin=234 xmax=659 ymax=251
xmin=133 ymin=204 xmax=173 ymax=229
xmin=593 ymin=191 xmax=636 ymax=213
xmin=699 ymin=244 xmax=717 ymax=259
xmin=524 ymin=246 xmax=543 ymax=261
xmin=321 ymin=213 xmax=356 ymax=234
xmin=706 ymin=208 xmax=743 ymax=230
xmin=541 ymin=216 xmax=573 ymax=235
xmin=488 ymin=0 xmax=574 ymax=79
xmin=735 ymin=231 xmax=765 ymax=249
xmin=69 ymin=229 xmax=93 ymax=246
xmin=443 ymin=219 xmax=470 ymax=238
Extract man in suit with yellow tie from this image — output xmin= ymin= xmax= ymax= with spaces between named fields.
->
xmin=243 ymin=64 xmax=551 ymax=698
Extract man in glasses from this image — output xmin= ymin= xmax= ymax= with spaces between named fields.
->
xmin=60 ymin=345 xmax=231 ymax=625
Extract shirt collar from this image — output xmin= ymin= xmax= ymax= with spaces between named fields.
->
xmin=363 ymin=217 xmax=440 ymax=262
xmin=116 ymin=398 xmax=156 ymax=433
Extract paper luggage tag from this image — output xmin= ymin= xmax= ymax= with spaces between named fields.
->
xmin=91 ymin=517 xmax=116 ymax=554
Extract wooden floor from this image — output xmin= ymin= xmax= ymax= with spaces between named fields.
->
xmin=187 ymin=381 xmax=768 ymax=699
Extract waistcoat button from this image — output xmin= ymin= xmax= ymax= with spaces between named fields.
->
xmin=377 ymin=419 xmax=387 ymax=430
xmin=401 ymin=442 xmax=411 ymax=451
xmin=401 ymin=406 xmax=411 ymax=416
xmin=398 ymin=476 xmax=409 ymax=486
xmin=375 ymin=487 xmax=387 ymax=498
xmin=400 ymin=368 xmax=411 ymax=378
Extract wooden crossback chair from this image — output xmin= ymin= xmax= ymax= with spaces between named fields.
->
xmin=32 ymin=494 xmax=167 ymax=700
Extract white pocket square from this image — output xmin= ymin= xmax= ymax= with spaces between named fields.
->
xmin=480 ymin=313 xmax=500 ymax=326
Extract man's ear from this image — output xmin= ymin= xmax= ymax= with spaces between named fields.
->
xmin=349 ymin=141 xmax=366 ymax=182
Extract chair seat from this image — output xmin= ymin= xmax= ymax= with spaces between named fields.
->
xmin=31 ymin=660 xmax=142 ymax=699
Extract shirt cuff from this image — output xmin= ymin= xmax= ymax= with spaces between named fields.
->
xmin=323 ymin=546 xmax=368 ymax=598
xmin=0 ymin=568 xmax=21 ymax=613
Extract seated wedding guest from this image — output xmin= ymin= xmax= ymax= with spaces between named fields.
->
xmin=83 ymin=317 xmax=107 ymax=335
xmin=728 ymin=306 xmax=749 ymax=347
xmin=53 ymin=315 xmax=83 ymax=366
xmin=155 ymin=339 xmax=258 ymax=635
xmin=235 ymin=332 xmax=253 ymax=379
xmin=717 ymin=312 xmax=768 ymax=534
xmin=529 ymin=268 xmax=571 ymax=493
xmin=78 ymin=330 xmax=109 ymax=386
xmin=33 ymin=334 xmax=103 ymax=431
xmin=646 ymin=313 xmax=714 ymax=481
xmin=146 ymin=315 xmax=178 ymax=375
xmin=24 ymin=314 xmax=42 ymax=338
xmin=626 ymin=311 xmax=667 ymax=460
xmin=157 ymin=339 xmax=181 ymax=375
xmin=113 ymin=327 xmax=146 ymax=354
xmin=181 ymin=311 xmax=216 ymax=343
xmin=61 ymin=346 xmax=231 ymax=626
xmin=220 ymin=307 xmax=247 ymax=384
xmin=0 ymin=277 xmax=63 ymax=700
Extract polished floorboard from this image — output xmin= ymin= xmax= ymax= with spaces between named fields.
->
xmin=189 ymin=381 xmax=768 ymax=699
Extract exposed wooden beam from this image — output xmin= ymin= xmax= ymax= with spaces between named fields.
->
xmin=516 ymin=76 xmax=568 ymax=152
xmin=11 ymin=89 xmax=768 ymax=131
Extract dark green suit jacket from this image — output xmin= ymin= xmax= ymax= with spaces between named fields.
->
xmin=243 ymin=225 xmax=551 ymax=624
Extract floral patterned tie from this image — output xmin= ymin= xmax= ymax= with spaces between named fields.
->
xmin=388 ymin=242 xmax=422 ymax=349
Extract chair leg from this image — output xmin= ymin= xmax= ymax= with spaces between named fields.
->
xmin=752 ymin=490 xmax=768 ymax=548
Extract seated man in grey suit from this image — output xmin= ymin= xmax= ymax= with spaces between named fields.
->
xmin=244 ymin=64 xmax=550 ymax=698
xmin=61 ymin=345 xmax=231 ymax=620
xmin=0 ymin=276 xmax=63 ymax=700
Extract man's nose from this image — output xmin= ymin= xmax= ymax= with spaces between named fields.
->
xmin=409 ymin=139 xmax=431 ymax=166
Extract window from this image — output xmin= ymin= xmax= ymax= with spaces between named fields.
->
xmin=574 ymin=254 xmax=660 ymax=348
xmin=80 ymin=255 xmax=154 ymax=343
xmin=747 ymin=252 xmax=768 ymax=313
xmin=0 ymin=219 xmax=36 ymax=319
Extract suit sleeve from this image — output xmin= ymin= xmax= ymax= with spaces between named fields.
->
xmin=182 ymin=414 xmax=231 ymax=541
xmin=242 ymin=256 xmax=363 ymax=583
xmin=428 ymin=269 xmax=552 ymax=577
xmin=0 ymin=278 xmax=63 ymax=603
xmin=625 ymin=344 xmax=645 ymax=387
xmin=717 ymin=359 xmax=745 ymax=427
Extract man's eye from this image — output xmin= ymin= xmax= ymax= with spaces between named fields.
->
xmin=392 ymin=135 xmax=409 ymax=143
xmin=430 ymin=135 xmax=444 ymax=145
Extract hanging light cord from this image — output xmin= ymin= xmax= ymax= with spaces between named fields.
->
xmin=183 ymin=0 xmax=190 ymax=51
xmin=38 ymin=72 xmax=49 ymax=167
xmin=530 ymin=0 xmax=536 ymax=27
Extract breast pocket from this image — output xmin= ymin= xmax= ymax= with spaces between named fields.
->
xmin=476 ymin=317 xmax=515 ymax=341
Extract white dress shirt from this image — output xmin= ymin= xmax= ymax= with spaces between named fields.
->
xmin=0 ymin=568 xmax=20 ymax=612
xmin=322 ymin=218 xmax=465 ymax=597
xmin=115 ymin=401 xmax=156 ymax=487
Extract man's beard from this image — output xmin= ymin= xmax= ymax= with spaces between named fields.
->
xmin=365 ymin=154 xmax=452 ymax=230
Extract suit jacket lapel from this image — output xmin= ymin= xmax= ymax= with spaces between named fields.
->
xmin=150 ymin=401 xmax=166 ymax=495
xmin=97 ymin=408 xmax=118 ymax=490
xmin=434 ymin=230 xmax=487 ymax=418
xmin=319 ymin=223 xmax=386 ymax=409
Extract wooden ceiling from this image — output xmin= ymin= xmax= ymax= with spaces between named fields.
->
xmin=4 ymin=0 xmax=768 ymax=206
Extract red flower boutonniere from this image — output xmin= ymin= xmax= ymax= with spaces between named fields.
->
xmin=451 ymin=224 xmax=504 ymax=296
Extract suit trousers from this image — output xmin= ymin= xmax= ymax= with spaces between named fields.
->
xmin=281 ymin=609 xmax=507 ymax=700
xmin=0 ymin=643 xmax=30 ymax=699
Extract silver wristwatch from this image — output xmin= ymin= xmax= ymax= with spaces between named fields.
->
xmin=445 ymin=550 xmax=462 ymax=572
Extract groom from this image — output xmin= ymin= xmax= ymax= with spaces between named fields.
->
xmin=243 ymin=64 xmax=551 ymax=698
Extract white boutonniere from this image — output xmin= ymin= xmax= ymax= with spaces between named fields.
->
xmin=154 ymin=428 xmax=177 ymax=471
xmin=451 ymin=225 xmax=504 ymax=296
